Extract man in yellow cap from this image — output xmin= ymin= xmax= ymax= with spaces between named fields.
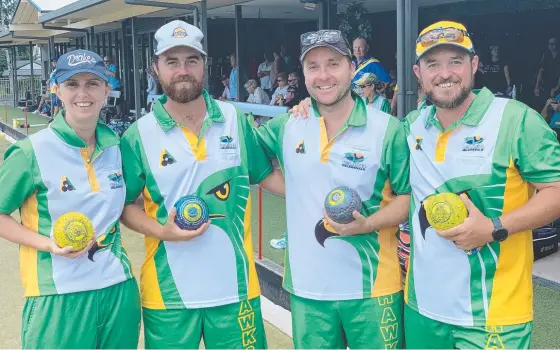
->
xmin=402 ymin=20 xmax=560 ymax=348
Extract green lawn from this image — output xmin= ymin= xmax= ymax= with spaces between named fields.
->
xmin=2 ymin=113 xmax=560 ymax=348
xmin=0 ymin=105 xmax=50 ymax=135
xmin=0 ymin=136 xmax=293 ymax=349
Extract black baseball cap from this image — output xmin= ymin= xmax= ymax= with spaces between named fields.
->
xmin=300 ymin=30 xmax=352 ymax=62
xmin=55 ymin=50 xmax=108 ymax=84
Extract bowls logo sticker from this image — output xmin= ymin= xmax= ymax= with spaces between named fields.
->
xmin=342 ymin=152 xmax=366 ymax=171
xmin=414 ymin=136 xmax=423 ymax=150
xmin=463 ymin=136 xmax=484 ymax=151
xmin=172 ymin=27 xmax=187 ymax=38
xmin=295 ymin=140 xmax=305 ymax=154
xmin=60 ymin=176 xmax=76 ymax=192
xmin=160 ymin=149 xmax=176 ymax=167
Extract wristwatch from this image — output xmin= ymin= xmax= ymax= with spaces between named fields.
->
xmin=491 ymin=217 xmax=509 ymax=242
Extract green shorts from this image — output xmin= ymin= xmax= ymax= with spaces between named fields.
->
xmin=404 ymin=304 xmax=532 ymax=349
xmin=22 ymin=278 xmax=141 ymax=349
xmin=143 ymin=297 xmax=267 ymax=349
xmin=291 ymin=292 xmax=403 ymax=349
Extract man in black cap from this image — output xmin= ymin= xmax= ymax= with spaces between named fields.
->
xmin=254 ymin=29 xmax=410 ymax=349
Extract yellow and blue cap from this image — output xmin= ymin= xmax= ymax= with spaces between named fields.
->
xmin=416 ymin=21 xmax=474 ymax=60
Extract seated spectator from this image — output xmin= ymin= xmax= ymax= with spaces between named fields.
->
xmin=219 ymin=75 xmax=231 ymax=101
xmin=543 ymin=94 xmax=560 ymax=125
xmin=245 ymin=79 xmax=270 ymax=105
xmin=283 ymin=72 xmax=308 ymax=108
xmin=355 ymin=73 xmax=391 ymax=114
xmin=33 ymin=92 xmax=51 ymax=116
xmin=270 ymin=72 xmax=289 ymax=106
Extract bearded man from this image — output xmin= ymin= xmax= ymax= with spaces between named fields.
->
xmin=119 ymin=20 xmax=284 ymax=349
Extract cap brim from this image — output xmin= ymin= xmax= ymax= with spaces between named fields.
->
xmin=155 ymin=42 xmax=207 ymax=57
xmin=56 ymin=69 xmax=108 ymax=84
xmin=417 ymin=42 xmax=473 ymax=61
xmin=300 ymin=43 xmax=350 ymax=62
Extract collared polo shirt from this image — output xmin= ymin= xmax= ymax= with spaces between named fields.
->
xmin=255 ymin=93 xmax=411 ymax=301
xmin=121 ymin=90 xmax=272 ymax=309
xmin=403 ymin=88 xmax=560 ymax=327
xmin=0 ymin=112 xmax=133 ymax=297
xmin=367 ymin=94 xmax=391 ymax=114
xmin=352 ymin=56 xmax=391 ymax=84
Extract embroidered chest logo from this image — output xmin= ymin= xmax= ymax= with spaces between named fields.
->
xmin=160 ymin=149 xmax=176 ymax=167
xmin=295 ymin=140 xmax=306 ymax=154
xmin=342 ymin=152 xmax=366 ymax=171
xmin=462 ymin=136 xmax=484 ymax=152
xmin=60 ymin=176 xmax=76 ymax=192
xmin=219 ymin=135 xmax=237 ymax=150
xmin=107 ymin=173 xmax=124 ymax=189
xmin=414 ymin=136 xmax=423 ymax=150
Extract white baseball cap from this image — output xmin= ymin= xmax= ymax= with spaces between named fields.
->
xmin=154 ymin=20 xmax=207 ymax=56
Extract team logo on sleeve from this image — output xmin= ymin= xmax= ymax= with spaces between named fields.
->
xmin=107 ymin=173 xmax=124 ymax=189
xmin=60 ymin=176 xmax=76 ymax=192
xmin=342 ymin=152 xmax=366 ymax=171
xmin=160 ymin=149 xmax=176 ymax=167
xmin=462 ymin=136 xmax=484 ymax=152
xmin=219 ymin=135 xmax=237 ymax=150
xmin=295 ymin=140 xmax=306 ymax=154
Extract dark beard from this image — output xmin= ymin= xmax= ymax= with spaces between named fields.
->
xmin=424 ymin=78 xmax=473 ymax=109
xmin=160 ymin=75 xmax=203 ymax=104
xmin=315 ymin=86 xmax=351 ymax=108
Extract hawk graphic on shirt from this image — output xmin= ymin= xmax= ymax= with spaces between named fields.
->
xmin=154 ymin=166 xmax=253 ymax=296
xmin=88 ymin=222 xmax=117 ymax=261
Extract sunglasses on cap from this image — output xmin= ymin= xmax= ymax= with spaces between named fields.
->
xmin=417 ymin=27 xmax=470 ymax=47
xmin=357 ymin=83 xmax=373 ymax=89
xmin=301 ymin=30 xmax=345 ymax=46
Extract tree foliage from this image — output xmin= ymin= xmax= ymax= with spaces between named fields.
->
xmin=1 ymin=0 xmax=17 ymax=30
xmin=338 ymin=2 xmax=372 ymax=43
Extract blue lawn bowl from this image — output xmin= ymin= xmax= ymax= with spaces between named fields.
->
xmin=173 ymin=195 xmax=210 ymax=230
xmin=324 ymin=186 xmax=362 ymax=224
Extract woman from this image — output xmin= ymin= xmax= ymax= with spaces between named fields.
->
xmin=355 ymin=73 xmax=391 ymax=114
xmin=0 ymin=49 xmax=141 ymax=348
xmin=270 ymin=72 xmax=289 ymax=106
